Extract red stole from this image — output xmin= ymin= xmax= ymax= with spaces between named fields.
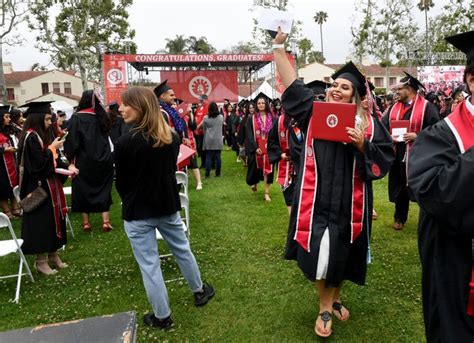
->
xmin=294 ymin=108 xmax=375 ymax=252
xmin=194 ymin=104 xmax=208 ymax=135
xmin=181 ymin=115 xmax=197 ymax=152
xmin=444 ymin=101 xmax=474 ymax=317
xmin=0 ymin=133 xmax=18 ymax=187
xmin=277 ymin=115 xmax=293 ymax=187
xmin=252 ymin=115 xmax=272 ymax=176
xmin=389 ymin=95 xmax=427 ymax=179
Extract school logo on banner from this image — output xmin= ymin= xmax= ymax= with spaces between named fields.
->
xmin=189 ymin=76 xmax=212 ymax=99
xmin=106 ymin=68 xmax=124 ymax=85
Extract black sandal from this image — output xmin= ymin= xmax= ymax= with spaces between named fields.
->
xmin=333 ymin=301 xmax=350 ymax=321
xmin=315 ymin=311 xmax=332 ymax=337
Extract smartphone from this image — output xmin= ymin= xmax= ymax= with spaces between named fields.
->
xmin=59 ymin=132 xmax=69 ymax=142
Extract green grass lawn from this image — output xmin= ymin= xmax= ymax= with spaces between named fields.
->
xmin=0 ymin=149 xmax=424 ymax=342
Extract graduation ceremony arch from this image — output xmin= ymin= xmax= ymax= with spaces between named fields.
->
xmin=102 ymin=53 xmax=296 ymax=104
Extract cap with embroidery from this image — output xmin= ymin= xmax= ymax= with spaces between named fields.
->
xmin=331 ymin=61 xmax=367 ymax=97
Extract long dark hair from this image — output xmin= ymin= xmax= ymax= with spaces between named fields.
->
xmin=207 ymin=102 xmax=220 ymax=118
xmin=77 ymin=90 xmax=111 ymax=133
xmin=18 ymin=113 xmax=52 ymax=159
xmin=0 ymin=112 xmax=12 ymax=136
xmin=108 ymin=102 xmax=120 ymax=126
xmin=255 ymin=96 xmax=271 ymax=113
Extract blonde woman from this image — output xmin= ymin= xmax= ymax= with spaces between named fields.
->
xmin=115 ymin=87 xmax=214 ymax=330
xmin=273 ymin=29 xmax=394 ymax=338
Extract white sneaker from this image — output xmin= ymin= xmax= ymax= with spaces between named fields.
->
xmin=236 ymin=157 xmax=241 ymax=163
xmin=196 ymin=182 xmax=203 ymax=190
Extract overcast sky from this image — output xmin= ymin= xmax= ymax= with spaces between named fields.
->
xmin=4 ymin=0 xmax=448 ymax=72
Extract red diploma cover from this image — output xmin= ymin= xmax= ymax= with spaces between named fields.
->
xmin=177 ymin=144 xmax=196 ymax=169
xmin=311 ymin=102 xmax=357 ymax=143
xmin=390 ymin=120 xmax=410 ymax=142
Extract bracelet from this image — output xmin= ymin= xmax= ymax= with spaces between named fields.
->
xmin=272 ymin=44 xmax=285 ymax=50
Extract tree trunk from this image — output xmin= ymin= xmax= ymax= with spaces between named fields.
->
xmin=0 ymin=38 xmax=6 ymax=104
xmin=76 ymin=52 xmax=88 ymax=92
xmin=424 ymin=7 xmax=429 ymax=64
xmin=320 ymin=23 xmax=324 ymax=59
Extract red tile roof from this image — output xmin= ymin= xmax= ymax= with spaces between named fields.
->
xmin=5 ymin=71 xmax=48 ymax=84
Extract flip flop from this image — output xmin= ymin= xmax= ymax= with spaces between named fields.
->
xmin=333 ymin=301 xmax=350 ymax=321
xmin=314 ymin=311 xmax=332 ymax=338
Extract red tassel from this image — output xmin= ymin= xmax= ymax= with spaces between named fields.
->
xmin=467 ymin=265 xmax=474 ymax=316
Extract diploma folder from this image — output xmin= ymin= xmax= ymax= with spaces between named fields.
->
xmin=390 ymin=120 xmax=410 ymax=142
xmin=177 ymin=144 xmax=196 ymax=169
xmin=311 ymin=102 xmax=357 ymax=143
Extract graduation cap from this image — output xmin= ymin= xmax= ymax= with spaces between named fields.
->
xmin=19 ymin=101 xmax=53 ymax=117
xmin=368 ymin=81 xmax=376 ymax=92
xmin=400 ymin=71 xmax=425 ymax=92
xmin=331 ymin=61 xmax=367 ymax=97
xmin=305 ymin=79 xmax=330 ymax=96
xmin=0 ymin=105 xmax=12 ymax=114
xmin=238 ymin=99 xmax=248 ymax=108
xmin=154 ymin=79 xmax=171 ymax=98
xmin=445 ymin=30 xmax=474 ymax=64
xmin=253 ymin=92 xmax=271 ymax=104
xmin=175 ymin=98 xmax=184 ymax=105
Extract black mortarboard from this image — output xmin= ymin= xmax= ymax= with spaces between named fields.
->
xmin=154 ymin=79 xmax=172 ymax=97
xmin=445 ymin=30 xmax=474 ymax=64
xmin=253 ymin=92 xmax=272 ymax=103
xmin=224 ymin=98 xmax=230 ymax=102
xmin=238 ymin=99 xmax=248 ymax=107
xmin=400 ymin=71 xmax=425 ymax=91
xmin=19 ymin=101 xmax=53 ymax=116
xmin=0 ymin=105 xmax=12 ymax=114
xmin=305 ymin=79 xmax=330 ymax=96
xmin=368 ymin=81 xmax=375 ymax=92
xmin=452 ymin=85 xmax=466 ymax=98
xmin=175 ymin=98 xmax=184 ymax=105
xmin=331 ymin=61 xmax=367 ymax=97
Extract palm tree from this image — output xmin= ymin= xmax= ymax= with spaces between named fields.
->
xmin=313 ymin=11 xmax=328 ymax=59
xmin=187 ymin=36 xmax=216 ymax=54
xmin=165 ymin=35 xmax=188 ymax=54
xmin=417 ymin=0 xmax=435 ymax=64
xmin=297 ymin=38 xmax=313 ymax=65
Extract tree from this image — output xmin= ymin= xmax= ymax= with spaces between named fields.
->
xmin=222 ymin=41 xmax=262 ymax=83
xmin=165 ymin=35 xmax=188 ymax=54
xmin=313 ymin=11 xmax=328 ymax=59
xmin=350 ymin=0 xmax=376 ymax=65
xmin=28 ymin=0 xmax=136 ymax=92
xmin=187 ymin=36 xmax=216 ymax=54
xmin=417 ymin=0 xmax=435 ymax=63
xmin=0 ymin=1 xmax=28 ymax=103
xmin=307 ymin=51 xmax=325 ymax=64
xmin=30 ymin=63 xmax=47 ymax=71
xmin=297 ymin=38 xmax=313 ymax=65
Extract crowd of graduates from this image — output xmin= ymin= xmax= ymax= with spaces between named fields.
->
xmin=0 ymin=27 xmax=473 ymax=341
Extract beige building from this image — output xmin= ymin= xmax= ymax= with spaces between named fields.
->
xmin=299 ymin=62 xmax=416 ymax=91
xmin=3 ymin=63 xmax=96 ymax=106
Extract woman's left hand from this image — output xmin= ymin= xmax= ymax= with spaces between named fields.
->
xmin=346 ymin=127 xmax=365 ymax=153
xmin=68 ymin=164 xmax=79 ymax=175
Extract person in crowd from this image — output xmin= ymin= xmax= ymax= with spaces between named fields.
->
xmin=18 ymin=101 xmax=79 ymax=275
xmin=228 ymin=103 xmax=241 ymax=162
xmin=108 ymin=101 xmax=130 ymax=147
xmin=56 ymin=111 xmax=68 ymax=131
xmin=197 ymin=102 xmax=224 ymax=178
xmin=64 ymin=90 xmax=114 ymax=233
xmin=0 ymin=108 xmax=20 ymax=219
xmin=194 ymin=94 xmax=209 ymax=168
xmin=408 ymin=30 xmax=474 ymax=343
xmin=237 ymin=100 xmax=253 ymax=167
xmin=273 ymin=28 xmax=394 ymax=338
xmin=155 ymin=81 xmax=203 ymax=190
xmin=115 ymin=86 xmax=214 ymax=330
xmin=272 ymin=98 xmax=284 ymax=118
xmin=440 ymin=95 xmax=454 ymax=119
xmin=224 ymin=103 xmax=234 ymax=149
xmin=9 ymin=107 xmax=24 ymax=147
xmin=246 ymin=95 xmax=275 ymax=202
xmin=382 ymin=72 xmax=439 ymax=230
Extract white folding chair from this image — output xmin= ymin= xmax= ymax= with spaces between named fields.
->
xmin=175 ymin=171 xmax=188 ymax=197
xmin=0 ymin=212 xmax=34 ymax=304
xmin=62 ymin=186 xmax=75 ymax=239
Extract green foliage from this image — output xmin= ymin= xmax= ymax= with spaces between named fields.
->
xmin=307 ymin=51 xmax=325 ymax=64
xmin=0 ymin=151 xmax=426 ymax=341
xmin=163 ymin=35 xmax=216 ymax=54
xmin=297 ymin=38 xmax=313 ymax=65
xmin=28 ymin=0 xmax=136 ymax=86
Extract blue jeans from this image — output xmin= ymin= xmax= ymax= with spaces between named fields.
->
xmin=205 ymin=150 xmax=221 ymax=177
xmin=124 ymin=212 xmax=203 ymax=319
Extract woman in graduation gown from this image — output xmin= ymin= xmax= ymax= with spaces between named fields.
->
xmin=408 ymin=30 xmax=474 ymax=343
xmin=64 ymin=90 xmax=114 ymax=232
xmin=245 ymin=96 xmax=275 ymax=201
xmin=273 ymin=29 xmax=394 ymax=337
xmin=0 ymin=109 xmax=20 ymax=218
xmin=18 ymin=102 xmax=79 ymax=275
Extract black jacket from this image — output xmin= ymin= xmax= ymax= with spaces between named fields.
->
xmin=114 ymin=128 xmax=181 ymax=221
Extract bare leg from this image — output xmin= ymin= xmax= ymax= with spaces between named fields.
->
xmin=333 ymin=285 xmax=350 ymax=320
xmin=193 ymin=168 xmax=203 ymax=190
xmin=102 ymin=212 xmax=112 ymax=232
xmin=35 ymin=254 xmax=57 ymax=275
xmin=264 ymin=177 xmax=271 ymax=202
xmin=287 ymin=206 xmax=291 ymax=215
xmin=82 ymin=213 xmax=91 ymax=232
xmin=11 ymin=198 xmax=21 ymax=216
xmin=315 ymin=280 xmax=335 ymax=336
xmin=48 ymin=251 xmax=68 ymax=269
xmin=0 ymin=199 xmax=11 ymax=216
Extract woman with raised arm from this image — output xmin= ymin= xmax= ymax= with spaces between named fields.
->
xmin=273 ymin=28 xmax=394 ymax=338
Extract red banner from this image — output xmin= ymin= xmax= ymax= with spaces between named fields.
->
xmin=103 ymin=56 xmax=127 ymax=104
xmin=161 ymin=71 xmax=239 ymax=103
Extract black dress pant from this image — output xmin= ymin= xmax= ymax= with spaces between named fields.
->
xmin=394 ymin=185 xmax=410 ymax=224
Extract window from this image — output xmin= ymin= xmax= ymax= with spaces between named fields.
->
xmin=6 ymin=88 xmax=15 ymax=101
xmin=41 ymin=83 xmax=49 ymax=95
xmin=64 ymin=82 xmax=72 ymax=95
xmin=53 ymin=82 xmax=60 ymax=93
xmin=389 ymin=77 xmax=397 ymax=86
xmin=374 ymin=77 xmax=384 ymax=87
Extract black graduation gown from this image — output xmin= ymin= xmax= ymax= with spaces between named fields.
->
xmin=408 ymin=118 xmax=474 ymax=343
xmin=64 ymin=112 xmax=113 ymax=213
xmin=245 ymin=114 xmax=274 ymax=186
xmin=282 ymin=80 xmax=394 ymax=286
xmin=382 ymin=102 xmax=439 ymax=202
xmin=109 ymin=116 xmax=131 ymax=146
xmin=20 ymin=134 xmax=67 ymax=254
